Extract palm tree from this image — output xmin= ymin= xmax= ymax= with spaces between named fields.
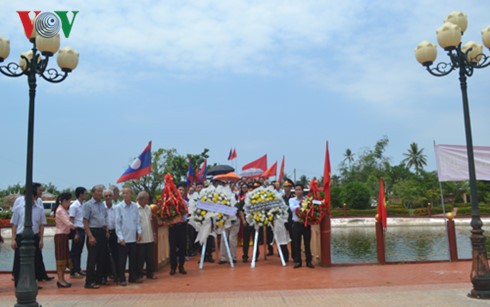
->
xmin=402 ymin=143 xmax=428 ymax=174
xmin=344 ymin=148 xmax=355 ymax=167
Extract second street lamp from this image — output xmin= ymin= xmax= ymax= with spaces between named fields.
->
xmin=0 ymin=23 xmax=79 ymax=307
xmin=415 ymin=11 xmax=490 ymax=299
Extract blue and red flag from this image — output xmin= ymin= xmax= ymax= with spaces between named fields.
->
xmin=117 ymin=141 xmax=152 ymax=183
xmin=195 ymin=159 xmax=207 ymax=183
xmin=186 ymin=158 xmax=194 ymax=185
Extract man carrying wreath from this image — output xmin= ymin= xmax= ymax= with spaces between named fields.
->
xmin=289 ymin=183 xmax=314 ymax=269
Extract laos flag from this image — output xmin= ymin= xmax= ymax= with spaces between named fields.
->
xmin=117 ymin=141 xmax=152 ymax=183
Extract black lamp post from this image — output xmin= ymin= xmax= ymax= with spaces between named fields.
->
xmin=415 ymin=11 xmax=490 ymax=299
xmin=0 ymin=24 xmax=78 ymax=306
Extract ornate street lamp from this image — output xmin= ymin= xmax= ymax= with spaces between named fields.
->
xmin=415 ymin=11 xmax=490 ymax=299
xmin=0 ymin=18 xmax=79 ymax=306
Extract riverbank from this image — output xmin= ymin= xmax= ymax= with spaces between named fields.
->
xmin=1 ymin=216 xmax=489 ymax=239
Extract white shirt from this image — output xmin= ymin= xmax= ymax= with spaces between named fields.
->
xmin=105 ymin=202 xmax=117 ymax=230
xmin=10 ymin=197 xmax=47 ymax=235
xmin=289 ymin=197 xmax=302 ymax=222
xmin=137 ymin=203 xmax=154 ymax=244
xmin=69 ymin=199 xmax=85 ymax=228
xmin=12 ymin=196 xmax=42 ymax=213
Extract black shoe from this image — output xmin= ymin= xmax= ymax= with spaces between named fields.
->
xmin=78 ymin=271 xmax=87 ymax=276
xmin=43 ymin=276 xmax=55 ymax=281
xmin=170 ymin=268 xmax=176 ymax=275
xmin=306 ymin=262 xmax=315 ymax=269
xmin=129 ymin=278 xmax=143 ymax=284
xmin=57 ymin=282 xmax=71 ymax=288
xmin=205 ymin=256 xmax=215 ymax=263
xmin=178 ymin=266 xmax=187 ymax=274
xmin=84 ymin=283 xmax=100 ymax=289
xmin=37 ymin=285 xmax=43 ymax=290
xmin=119 ymin=281 xmax=127 ymax=287
xmin=218 ymin=260 xmax=227 ymax=265
xmin=97 ymin=278 xmax=108 ymax=285
xmin=293 ymin=262 xmax=302 ymax=269
xmin=147 ymin=275 xmax=158 ymax=280
xmin=233 ymin=260 xmax=237 ymax=263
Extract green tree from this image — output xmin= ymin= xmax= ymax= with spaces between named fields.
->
xmin=402 ymin=142 xmax=427 ymax=174
xmin=341 ymin=181 xmax=371 ymax=209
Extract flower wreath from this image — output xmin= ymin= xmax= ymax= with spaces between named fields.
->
xmin=189 ymin=185 xmax=237 ymax=228
xmin=297 ymin=179 xmax=327 ymax=226
xmin=244 ymin=186 xmax=288 ymax=228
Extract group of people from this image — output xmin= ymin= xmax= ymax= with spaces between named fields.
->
xmin=10 ymin=183 xmax=157 ymax=289
xmin=9 ymin=177 xmax=314 ymax=290
xmin=184 ymin=177 xmax=315 ymax=269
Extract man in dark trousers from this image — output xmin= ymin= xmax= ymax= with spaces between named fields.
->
xmin=11 ymin=182 xmax=53 ymax=288
xmin=115 ymin=187 xmax=142 ymax=286
xmin=168 ymin=182 xmax=188 ymax=275
xmin=83 ymin=185 xmax=108 ymax=289
xmin=289 ymin=183 xmax=314 ymax=269
xmin=277 ymin=179 xmax=294 ymax=262
xmin=69 ymin=186 xmax=87 ymax=279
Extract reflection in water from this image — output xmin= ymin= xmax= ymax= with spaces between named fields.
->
xmin=332 ymin=225 xmax=474 ymax=263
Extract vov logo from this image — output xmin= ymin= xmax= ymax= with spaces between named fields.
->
xmin=17 ymin=11 xmax=79 ymax=39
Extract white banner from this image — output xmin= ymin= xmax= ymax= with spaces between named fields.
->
xmin=196 ymin=200 xmax=237 ymax=216
xmin=434 ymin=144 xmax=490 ymax=182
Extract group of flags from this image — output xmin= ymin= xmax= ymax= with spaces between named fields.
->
xmin=115 ymin=141 xmax=387 ymax=229
xmin=227 ymin=148 xmax=237 ymax=161
xmin=186 ymin=158 xmax=207 ymax=185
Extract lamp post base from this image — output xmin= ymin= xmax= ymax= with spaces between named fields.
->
xmin=468 ymin=228 xmax=490 ymax=299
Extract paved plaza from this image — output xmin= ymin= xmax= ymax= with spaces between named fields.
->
xmin=1 ymin=257 xmax=489 ymax=306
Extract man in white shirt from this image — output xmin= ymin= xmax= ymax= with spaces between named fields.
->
xmin=136 ymin=191 xmax=157 ymax=280
xmin=69 ymin=186 xmax=87 ymax=279
xmin=289 ymin=183 xmax=314 ymax=269
xmin=115 ymin=187 xmax=142 ymax=286
xmin=104 ymin=188 xmax=119 ymax=283
xmin=11 ymin=182 xmax=52 ymax=287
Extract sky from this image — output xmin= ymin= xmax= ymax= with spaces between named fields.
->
xmin=1 ymin=0 xmax=489 ymax=190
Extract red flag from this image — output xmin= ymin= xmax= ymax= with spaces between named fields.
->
xmin=278 ymin=156 xmax=285 ymax=184
xmin=377 ymin=178 xmax=387 ymax=229
xmin=323 ymin=142 xmax=331 ymax=213
xmin=262 ymin=161 xmax=277 ymax=178
xmin=242 ymin=154 xmax=267 ymax=171
xmin=227 ymin=148 xmax=232 ymax=160
xmin=230 ymin=148 xmax=237 ymax=160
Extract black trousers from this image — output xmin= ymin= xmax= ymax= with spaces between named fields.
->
xmin=85 ymin=228 xmax=107 ymax=285
xmin=186 ymin=224 xmax=198 ymax=256
xmin=292 ymin=222 xmax=312 ymax=264
xmin=70 ymin=227 xmax=85 ymax=275
xmin=118 ymin=242 xmax=138 ymax=282
xmin=242 ymin=225 xmax=262 ymax=260
xmin=137 ymin=242 xmax=155 ymax=278
xmin=13 ymin=234 xmax=47 ymax=286
xmin=266 ymin=227 xmax=274 ymax=254
xmin=105 ymin=230 xmax=119 ymax=280
xmin=169 ymin=222 xmax=187 ymax=269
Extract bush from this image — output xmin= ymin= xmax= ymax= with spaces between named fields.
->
xmin=341 ymin=181 xmax=371 ymax=210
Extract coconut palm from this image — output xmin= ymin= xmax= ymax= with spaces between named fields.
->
xmin=402 ymin=143 xmax=427 ymax=174
xmin=344 ymin=148 xmax=355 ymax=167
